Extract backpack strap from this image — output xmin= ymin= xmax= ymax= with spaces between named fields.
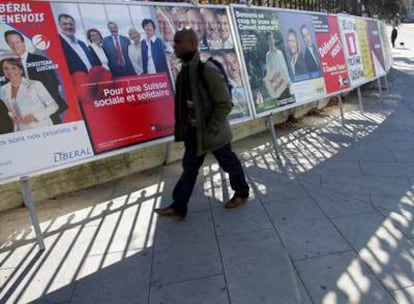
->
xmin=198 ymin=57 xmax=233 ymax=105
xmin=198 ymin=59 xmax=208 ymax=92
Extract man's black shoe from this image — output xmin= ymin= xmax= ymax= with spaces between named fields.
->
xmin=154 ymin=207 xmax=185 ymax=221
xmin=224 ymin=196 xmax=248 ymax=209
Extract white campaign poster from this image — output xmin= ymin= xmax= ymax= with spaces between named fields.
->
xmin=0 ymin=1 xmax=96 ymax=182
xmin=337 ymin=15 xmax=366 ymax=87
xmin=0 ymin=122 xmax=93 ymax=180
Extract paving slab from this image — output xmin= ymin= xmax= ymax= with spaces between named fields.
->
xmin=69 ymin=249 xmax=152 ymax=304
xmin=295 ymin=251 xmax=395 ymax=304
xmin=319 ymin=175 xmax=412 ymax=196
xmin=154 ymin=210 xmax=215 ymax=243
xmin=245 ymin=166 xmax=311 ymax=202
xmin=158 ymin=178 xmax=211 ymax=213
xmin=326 ymin=147 xmax=396 ymax=162
xmin=360 ymin=162 xmax=414 ymax=177
xmin=210 ymin=198 xmax=273 ymax=238
xmin=149 ymin=275 xmax=229 ymax=304
xmin=219 ymin=229 xmax=311 ymax=304
xmin=391 ymin=147 xmax=414 ymax=163
xmin=0 ymin=228 xmax=92 ymax=303
xmin=151 ymin=236 xmax=222 ymax=287
xmin=264 ymin=199 xmax=350 ymax=261
xmin=303 ymin=184 xmax=375 ymax=218
xmin=370 ymin=194 xmax=414 ymax=242
xmin=391 ymin=286 xmax=414 ymax=304
xmin=333 ymin=212 xmax=414 ymax=291
xmin=151 ymin=211 xmax=221 ymax=286
xmin=85 ymin=199 xmax=158 ymax=255
xmin=304 ymin=160 xmax=363 ymax=177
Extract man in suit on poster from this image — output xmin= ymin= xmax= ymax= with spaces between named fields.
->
xmin=58 ymin=13 xmax=102 ymax=122
xmin=217 ymin=10 xmax=233 ymax=49
xmin=58 ymin=13 xmax=99 ymax=74
xmin=4 ymin=30 xmax=67 ymax=124
xmin=186 ymin=8 xmax=209 ymax=50
xmin=102 ymin=21 xmax=136 ymax=77
xmin=300 ymin=24 xmax=321 ymax=73
xmin=0 ymin=49 xmax=13 ymax=133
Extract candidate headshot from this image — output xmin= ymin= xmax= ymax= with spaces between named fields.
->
xmin=186 ymin=8 xmax=208 ymax=49
xmin=286 ymin=28 xmax=307 ymax=78
xmin=300 ymin=24 xmax=321 ymax=72
xmin=4 ymin=29 xmax=67 ymax=124
xmin=141 ymin=19 xmax=168 ymax=74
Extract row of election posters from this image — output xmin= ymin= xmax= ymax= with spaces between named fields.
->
xmin=231 ymin=6 xmax=389 ymax=116
xmin=0 ymin=1 xmax=391 ymax=181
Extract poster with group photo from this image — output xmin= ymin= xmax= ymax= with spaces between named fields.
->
xmin=154 ymin=5 xmax=252 ymax=123
xmin=277 ymin=10 xmax=327 ymax=103
xmin=312 ymin=14 xmax=350 ymax=93
xmin=231 ymin=6 xmax=295 ymax=117
xmin=337 ymin=15 xmax=366 ymax=87
xmin=355 ymin=17 xmax=375 ymax=80
xmin=0 ymin=1 xmax=93 ymax=180
xmin=366 ymin=19 xmax=386 ymax=77
xmin=51 ymin=2 xmax=176 ymax=154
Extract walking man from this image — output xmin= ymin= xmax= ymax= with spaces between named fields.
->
xmin=391 ymin=13 xmax=400 ymax=48
xmin=154 ymin=28 xmax=249 ymax=221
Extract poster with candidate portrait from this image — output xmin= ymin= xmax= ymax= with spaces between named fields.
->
xmin=0 ymin=1 xmax=93 ymax=181
xmin=277 ymin=10 xmax=327 ymax=103
xmin=154 ymin=4 xmax=252 ymax=123
xmin=312 ymin=14 xmax=350 ymax=93
xmin=337 ymin=15 xmax=366 ymax=87
xmin=0 ymin=1 xmax=393 ymax=184
xmin=366 ymin=19 xmax=386 ymax=77
xmin=231 ymin=6 xmax=295 ymax=117
xmin=51 ymin=2 xmax=175 ymax=154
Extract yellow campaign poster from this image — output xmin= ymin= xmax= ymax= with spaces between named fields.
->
xmin=355 ymin=18 xmax=374 ymax=80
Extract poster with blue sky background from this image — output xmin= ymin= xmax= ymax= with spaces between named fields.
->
xmin=277 ymin=10 xmax=327 ymax=102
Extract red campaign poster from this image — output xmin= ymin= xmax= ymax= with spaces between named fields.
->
xmin=49 ymin=2 xmax=176 ymax=154
xmin=366 ymin=19 xmax=386 ymax=77
xmin=0 ymin=1 xmax=81 ymax=123
xmin=79 ymin=73 xmax=174 ymax=153
xmin=312 ymin=14 xmax=350 ymax=93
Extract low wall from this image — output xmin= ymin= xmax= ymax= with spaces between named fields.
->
xmin=0 ymin=99 xmax=328 ymax=212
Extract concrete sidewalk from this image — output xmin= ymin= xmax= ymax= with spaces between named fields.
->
xmin=1 ymin=25 xmax=414 ymax=304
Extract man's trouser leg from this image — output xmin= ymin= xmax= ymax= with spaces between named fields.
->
xmin=172 ymin=128 xmax=206 ymax=217
xmin=212 ymin=144 xmax=249 ymax=199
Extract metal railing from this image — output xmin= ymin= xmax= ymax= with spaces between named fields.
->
xmin=147 ymin=0 xmax=367 ymax=15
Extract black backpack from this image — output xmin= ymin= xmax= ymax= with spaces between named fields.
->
xmin=199 ymin=57 xmax=233 ymax=103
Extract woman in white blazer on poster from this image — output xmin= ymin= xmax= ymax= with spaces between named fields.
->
xmin=1 ymin=57 xmax=58 ymax=131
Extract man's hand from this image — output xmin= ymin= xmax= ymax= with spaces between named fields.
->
xmin=22 ymin=114 xmax=36 ymax=125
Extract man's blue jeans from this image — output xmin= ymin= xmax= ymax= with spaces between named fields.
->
xmin=171 ymin=128 xmax=249 ymax=217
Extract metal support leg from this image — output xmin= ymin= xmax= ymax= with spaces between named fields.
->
xmin=383 ymin=75 xmax=389 ymax=91
xmin=357 ymin=87 xmax=364 ymax=113
xmin=163 ymin=142 xmax=171 ymax=165
xmin=267 ymin=115 xmax=279 ymax=158
xmin=377 ymin=78 xmax=383 ymax=97
xmin=338 ymin=95 xmax=345 ymax=127
xmin=20 ymin=176 xmax=45 ymax=251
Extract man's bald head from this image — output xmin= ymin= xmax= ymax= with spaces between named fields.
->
xmin=173 ymin=28 xmax=199 ymax=60
xmin=175 ymin=28 xmax=198 ymax=46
